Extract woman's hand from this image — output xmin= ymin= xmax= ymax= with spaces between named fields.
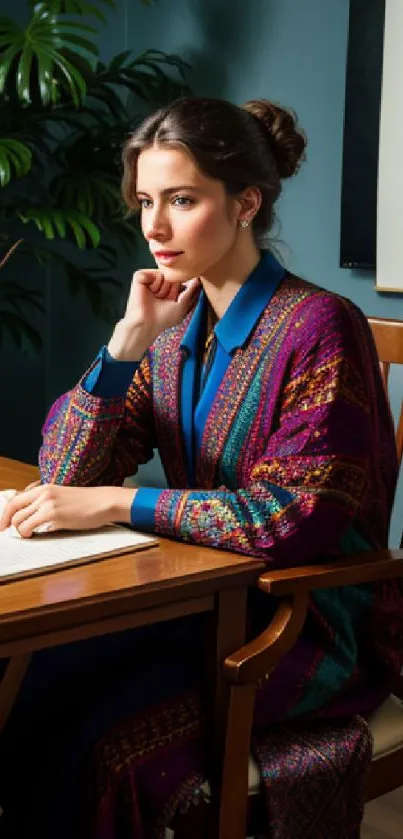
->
xmin=0 ymin=484 xmax=137 ymax=538
xmin=108 ymin=269 xmax=200 ymax=361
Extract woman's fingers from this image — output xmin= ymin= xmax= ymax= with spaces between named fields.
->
xmin=177 ymin=278 xmax=201 ymax=311
xmin=126 ymin=269 xmax=163 ymax=309
xmin=10 ymin=501 xmax=39 ymax=530
xmin=167 ymin=283 xmax=180 ymax=301
xmin=134 ymin=270 xmax=164 ymax=292
xmin=0 ymin=485 xmax=43 ymax=529
xmin=23 ymin=480 xmax=41 ymax=492
xmin=14 ymin=508 xmax=54 ymax=539
xmin=148 ymin=274 xmax=165 ymax=295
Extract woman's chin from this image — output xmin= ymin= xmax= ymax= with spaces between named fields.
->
xmin=155 ymin=263 xmax=195 ymax=283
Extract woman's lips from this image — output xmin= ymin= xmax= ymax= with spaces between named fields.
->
xmin=154 ymin=251 xmax=183 ymax=265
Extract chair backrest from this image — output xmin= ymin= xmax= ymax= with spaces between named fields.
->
xmin=368 ymin=316 xmax=403 ymax=470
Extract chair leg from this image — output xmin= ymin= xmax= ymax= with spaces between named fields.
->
xmin=0 ymin=654 xmax=32 ymax=734
xmin=218 ymin=682 xmax=256 ymax=839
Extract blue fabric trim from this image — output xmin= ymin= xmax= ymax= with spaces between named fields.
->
xmin=130 ymin=487 xmax=162 ymax=531
xmin=215 ymin=251 xmax=285 ymax=353
xmin=181 ymin=349 xmax=199 ymax=485
xmin=84 ymin=346 xmax=138 ymax=397
xmin=178 ymin=251 xmax=286 ymax=484
xmin=194 ymin=341 xmax=229 ymax=457
xmin=180 ymin=288 xmax=207 ymax=355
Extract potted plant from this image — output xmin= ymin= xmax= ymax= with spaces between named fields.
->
xmin=0 ymin=0 xmax=191 ymax=352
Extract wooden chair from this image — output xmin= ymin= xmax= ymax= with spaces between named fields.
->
xmin=171 ymin=316 xmax=403 ymax=839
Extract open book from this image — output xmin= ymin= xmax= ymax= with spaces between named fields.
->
xmin=0 ymin=489 xmax=158 ymax=583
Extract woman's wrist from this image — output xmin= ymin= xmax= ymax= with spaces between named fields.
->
xmin=107 ymin=486 xmax=137 ymax=524
xmin=107 ymin=320 xmax=155 ymax=362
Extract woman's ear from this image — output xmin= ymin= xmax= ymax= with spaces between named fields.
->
xmin=237 ymin=186 xmax=262 ymax=224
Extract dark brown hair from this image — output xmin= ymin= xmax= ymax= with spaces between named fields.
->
xmin=121 ymin=97 xmax=306 ymax=239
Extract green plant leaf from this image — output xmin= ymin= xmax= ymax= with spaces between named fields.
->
xmin=0 ymin=278 xmax=45 ymax=353
xmin=75 ymin=213 xmax=101 ymax=247
xmin=17 ymin=207 xmax=101 ymax=249
xmin=52 ymin=32 xmax=98 ymax=57
xmin=63 ymin=262 xmax=121 ymax=322
xmin=0 ymin=46 xmax=18 ymax=94
xmin=52 ymin=171 xmax=121 ymax=219
xmin=27 ymin=0 xmax=116 ymax=21
xmin=46 ymin=48 xmax=89 ymax=106
xmin=85 ymin=78 xmax=126 ymax=119
xmin=0 ymin=282 xmax=45 ymax=316
xmin=0 ymin=310 xmax=42 ymax=353
xmin=0 ymin=4 xmax=96 ymax=106
xmin=108 ymin=49 xmax=132 ymax=73
xmin=0 ymin=139 xmax=32 ymax=186
xmin=16 ymin=43 xmax=34 ymax=103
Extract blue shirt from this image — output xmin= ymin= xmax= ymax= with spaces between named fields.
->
xmin=84 ymin=251 xmax=285 ymax=531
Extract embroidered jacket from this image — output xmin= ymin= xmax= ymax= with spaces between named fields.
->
xmin=39 ymin=268 xmax=403 ymax=719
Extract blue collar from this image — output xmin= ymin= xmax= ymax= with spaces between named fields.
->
xmin=181 ymin=251 xmax=285 ymax=356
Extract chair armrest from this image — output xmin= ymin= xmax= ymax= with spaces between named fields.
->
xmin=224 ymin=550 xmax=403 ymax=687
xmin=224 ymin=592 xmax=309 ymax=685
xmin=258 ymin=549 xmax=403 ymax=596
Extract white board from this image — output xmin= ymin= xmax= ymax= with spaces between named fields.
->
xmin=376 ymin=0 xmax=403 ymax=291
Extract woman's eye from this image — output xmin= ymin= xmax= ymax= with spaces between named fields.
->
xmin=139 ymin=198 xmax=152 ymax=209
xmin=172 ymin=195 xmax=193 ymax=207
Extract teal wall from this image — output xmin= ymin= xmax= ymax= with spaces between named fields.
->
xmin=1 ymin=0 xmax=402 ymax=539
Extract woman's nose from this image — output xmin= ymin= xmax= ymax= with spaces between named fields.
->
xmin=143 ymin=208 xmax=170 ymax=242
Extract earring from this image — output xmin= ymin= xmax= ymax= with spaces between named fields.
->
xmin=239 ymin=219 xmax=250 ymax=229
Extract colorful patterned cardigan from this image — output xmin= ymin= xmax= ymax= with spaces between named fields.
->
xmin=39 ymin=273 xmax=403 ymax=720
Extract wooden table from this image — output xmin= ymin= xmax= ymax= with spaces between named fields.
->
xmin=0 ymin=457 xmax=265 ymax=795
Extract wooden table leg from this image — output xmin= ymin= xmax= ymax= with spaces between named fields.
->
xmin=0 ymin=654 xmax=32 ymax=734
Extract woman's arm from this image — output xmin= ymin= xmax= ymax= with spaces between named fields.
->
xmin=39 ymin=351 xmax=155 ymax=487
xmin=39 ymin=271 xmax=199 ymax=488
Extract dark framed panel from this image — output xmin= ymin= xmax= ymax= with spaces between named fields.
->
xmin=340 ymin=0 xmax=385 ymax=269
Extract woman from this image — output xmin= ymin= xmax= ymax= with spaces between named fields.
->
xmin=1 ymin=97 xmax=402 ymax=838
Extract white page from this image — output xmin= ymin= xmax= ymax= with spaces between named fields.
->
xmin=0 ymin=491 xmax=157 ymax=581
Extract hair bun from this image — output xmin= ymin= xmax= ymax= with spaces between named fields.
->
xmin=243 ymin=99 xmax=306 ymax=178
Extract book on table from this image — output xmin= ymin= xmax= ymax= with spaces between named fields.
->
xmin=0 ymin=489 xmax=158 ymax=582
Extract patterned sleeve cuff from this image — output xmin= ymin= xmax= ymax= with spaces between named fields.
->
xmin=154 ymin=489 xmax=192 ymax=539
xmin=83 ymin=346 xmax=138 ymax=397
xmin=131 ymin=487 xmax=163 ymax=532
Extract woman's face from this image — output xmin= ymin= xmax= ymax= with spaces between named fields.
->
xmin=136 ymin=145 xmax=242 ymax=282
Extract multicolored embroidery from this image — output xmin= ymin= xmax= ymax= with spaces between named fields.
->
xmin=38 ymin=273 xmax=403 ymax=727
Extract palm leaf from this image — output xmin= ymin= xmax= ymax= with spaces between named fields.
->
xmin=84 ymin=74 xmax=127 ymax=119
xmin=0 ymin=281 xmax=45 ymax=315
xmin=52 ymin=171 xmax=121 ymax=218
xmin=17 ymin=207 xmax=101 ymax=249
xmin=27 ymin=0 xmax=116 ymax=24
xmin=95 ymin=49 xmax=192 ymax=105
xmin=63 ymin=262 xmax=121 ymax=322
xmin=0 ymin=310 xmax=42 ymax=353
xmin=0 ymin=4 xmax=97 ymax=106
xmin=0 ymin=280 xmax=44 ymax=353
xmin=0 ymin=139 xmax=32 ymax=186
xmin=132 ymin=49 xmax=191 ymax=80
xmin=108 ymin=49 xmax=132 ymax=73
